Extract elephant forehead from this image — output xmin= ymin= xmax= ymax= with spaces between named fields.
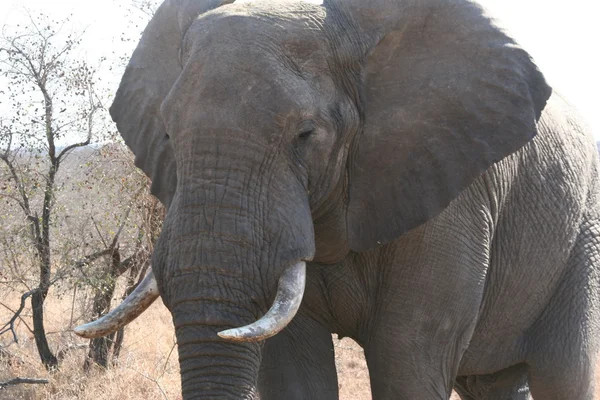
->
xmin=177 ymin=4 xmax=332 ymax=109
xmin=186 ymin=0 xmax=327 ymax=60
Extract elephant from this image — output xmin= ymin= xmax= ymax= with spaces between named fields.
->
xmin=74 ymin=0 xmax=600 ymax=399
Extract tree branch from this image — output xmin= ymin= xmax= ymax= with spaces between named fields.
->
xmin=57 ymin=82 xmax=101 ymax=163
xmin=0 ymin=192 xmax=26 ymax=211
xmin=0 ymin=301 xmax=33 ymax=335
xmin=56 ymin=344 xmax=87 ymax=361
xmin=0 ymin=377 xmax=49 ymax=390
xmin=0 ymin=152 xmax=32 ymax=216
xmin=50 ymin=248 xmax=113 ymax=284
xmin=0 ymin=289 xmax=39 ymax=343
xmin=72 ymin=249 xmax=113 ymax=270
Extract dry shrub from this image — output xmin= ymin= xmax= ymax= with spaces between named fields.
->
xmin=0 ymin=291 xmax=181 ymax=400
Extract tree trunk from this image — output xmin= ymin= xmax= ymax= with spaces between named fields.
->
xmin=30 ymin=163 xmax=59 ymax=370
xmin=84 ymin=248 xmax=145 ymax=369
xmin=111 ymin=261 xmax=144 ymax=364
xmin=84 ymin=258 xmax=118 ymax=370
xmin=84 ymin=333 xmax=115 ymax=370
xmin=31 ymin=290 xmax=58 ymax=369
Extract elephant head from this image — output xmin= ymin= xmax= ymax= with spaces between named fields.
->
xmin=75 ymin=0 xmax=550 ymax=397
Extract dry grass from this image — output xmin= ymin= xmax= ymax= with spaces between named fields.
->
xmin=1 ymin=290 xmax=379 ymax=399
xmin=0 ymin=286 xmax=542 ymax=400
xmin=0 ymin=293 xmax=181 ymax=400
xmin=333 ymin=337 xmax=371 ymax=399
xmin=5 ymin=290 xmax=600 ymax=400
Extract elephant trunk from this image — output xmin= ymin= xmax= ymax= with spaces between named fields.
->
xmin=143 ymin=128 xmax=315 ymax=398
xmin=156 ymin=185 xmax=313 ymax=397
xmin=163 ymin=253 xmax=264 ymax=398
xmin=172 ymin=298 xmax=262 ymax=399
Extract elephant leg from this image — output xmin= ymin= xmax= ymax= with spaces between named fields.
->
xmin=364 ymin=329 xmax=467 ymax=400
xmin=363 ymin=199 xmax=492 ymax=399
xmin=524 ymin=218 xmax=600 ymax=400
xmin=454 ymin=363 xmax=531 ymax=400
xmin=258 ymin=311 xmax=338 ymax=400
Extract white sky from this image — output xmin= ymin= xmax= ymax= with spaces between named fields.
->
xmin=1 ymin=0 xmax=598 ymax=138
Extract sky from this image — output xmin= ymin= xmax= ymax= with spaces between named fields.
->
xmin=1 ymin=0 xmax=598 ymax=138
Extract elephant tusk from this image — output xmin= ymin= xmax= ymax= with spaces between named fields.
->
xmin=218 ymin=261 xmax=306 ymax=342
xmin=73 ymin=269 xmax=160 ymax=339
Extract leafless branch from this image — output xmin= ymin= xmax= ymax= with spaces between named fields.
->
xmin=0 ymin=302 xmax=33 ymax=335
xmin=0 ymin=122 xmax=13 ymax=158
xmin=0 ymin=151 xmax=32 ymax=216
xmin=0 ymin=289 xmax=38 ymax=343
xmin=57 ymin=81 xmax=102 ymax=163
xmin=72 ymin=249 xmax=114 ymax=270
xmin=0 ymin=192 xmax=26 ymax=211
xmin=128 ymin=368 xmax=168 ymax=400
xmin=50 ymin=248 xmax=113 ymax=284
xmin=0 ymin=377 xmax=49 ymax=390
xmin=91 ymin=216 xmax=109 ymax=249
xmin=158 ymin=340 xmax=177 ymax=379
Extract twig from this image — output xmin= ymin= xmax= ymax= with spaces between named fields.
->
xmin=0 ymin=289 xmax=38 ymax=343
xmin=0 ymin=377 xmax=49 ymax=390
xmin=69 ymin=285 xmax=77 ymax=329
xmin=91 ymin=216 xmax=109 ymax=248
xmin=158 ymin=340 xmax=177 ymax=379
xmin=128 ymin=368 xmax=168 ymax=400
xmin=0 ymin=302 xmax=33 ymax=334
xmin=50 ymin=248 xmax=112 ymax=284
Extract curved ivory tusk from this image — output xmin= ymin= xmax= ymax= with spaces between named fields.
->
xmin=73 ymin=270 xmax=160 ymax=339
xmin=218 ymin=261 xmax=306 ymax=342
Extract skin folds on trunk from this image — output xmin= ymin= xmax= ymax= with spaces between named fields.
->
xmin=172 ymin=299 xmax=262 ymax=399
xmin=160 ymin=234 xmax=265 ymax=398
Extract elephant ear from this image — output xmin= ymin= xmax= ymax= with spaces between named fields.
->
xmin=109 ymin=0 xmax=233 ymax=208
xmin=332 ymin=0 xmax=552 ymax=251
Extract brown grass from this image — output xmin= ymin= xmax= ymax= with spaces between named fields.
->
xmin=0 ymin=288 xmax=494 ymax=400
xmin=0 ymin=293 xmax=181 ymax=400
xmin=1 ymin=291 xmax=379 ymax=400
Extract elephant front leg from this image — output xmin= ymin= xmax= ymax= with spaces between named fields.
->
xmin=258 ymin=312 xmax=338 ymax=400
xmin=362 ymin=199 xmax=492 ymax=399
xmin=364 ymin=327 xmax=469 ymax=400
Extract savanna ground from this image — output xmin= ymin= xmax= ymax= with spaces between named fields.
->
xmin=5 ymin=288 xmax=600 ymax=400
xmin=0 ymin=290 xmax=372 ymax=400
xmin=0 ymin=284 xmax=463 ymax=400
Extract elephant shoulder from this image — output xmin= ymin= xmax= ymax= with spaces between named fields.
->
xmin=535 ymin=91 xmax=596 ymax=161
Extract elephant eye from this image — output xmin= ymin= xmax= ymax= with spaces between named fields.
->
xmin=297 ymin=128 xmax=314 ymax=141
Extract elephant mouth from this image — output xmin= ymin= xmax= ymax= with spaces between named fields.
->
xmin=73 ymin=261 xmax=307 ymax=342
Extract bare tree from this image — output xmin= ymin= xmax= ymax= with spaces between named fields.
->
xmin=0 ymin=12 xmax=110 ymax=369
xmin=0 ymin=3 xmax=164 ymax=373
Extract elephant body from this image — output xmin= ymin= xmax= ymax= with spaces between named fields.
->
xmin=278 ymin=92 xmax=600 ymax=399
xmin=77 ymin=0 xmax=600 ymax=398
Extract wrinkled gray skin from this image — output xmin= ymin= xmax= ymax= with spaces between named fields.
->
xmin=110 ymin=0 xmax=600 ymax=398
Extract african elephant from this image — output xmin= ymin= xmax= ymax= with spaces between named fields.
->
xmin=74 ymin=0 xmax=600 ymax=399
